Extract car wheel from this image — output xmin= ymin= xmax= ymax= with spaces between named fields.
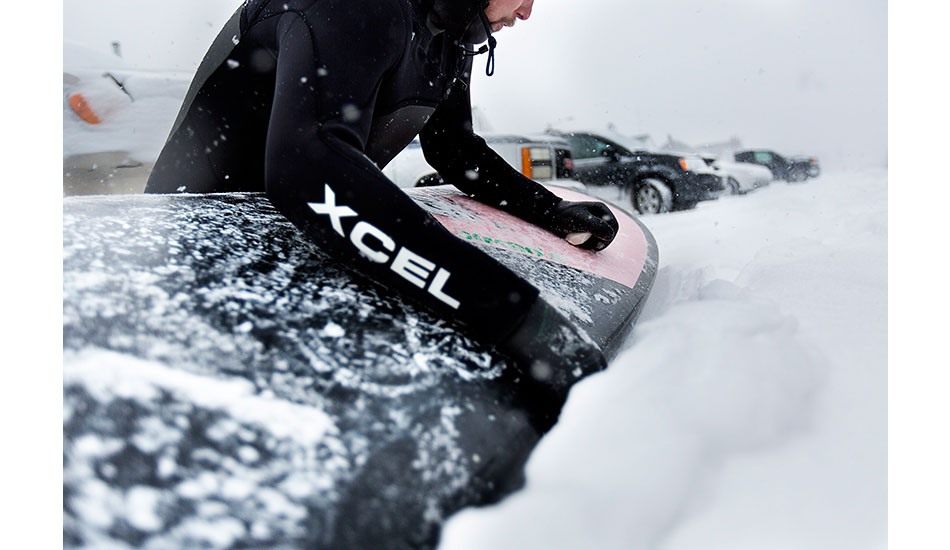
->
xmin=633 ymin=178 xmax=672 ymax=215
xmin=727 ymin=177 xmax=741 ymax=195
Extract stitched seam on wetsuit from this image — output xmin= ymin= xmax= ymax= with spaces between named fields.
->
xmin=244 ymin=0 xmax=307 ymax=27
xmin=244 ymin=0 xmax=448 ymax=124
xmin=368 ymin=1 xmax=436 ymax=120
xmin=246 ymin=0 xmax=409 ymax=71
xmin=380 ymin=0 xmax=415 ymax=97
xmin=184 ymin=111 xmax=226 ymax=184
xmin=372 ymin=98 xmax=441 ymax=121
xmin=249 ymin=0 xmax=410 ymax=130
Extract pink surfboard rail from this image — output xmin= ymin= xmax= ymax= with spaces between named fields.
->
xmin=426 ymin=186 xmax=649 ymax=289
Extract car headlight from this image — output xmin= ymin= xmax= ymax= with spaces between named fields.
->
xmin=678 ymin=157 xmax=707 ymax=172
xmin=521 ymin=147 xmax=554 ymax=180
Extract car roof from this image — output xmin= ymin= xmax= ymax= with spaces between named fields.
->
xmin=545 ymin=129 xmax=649 ymax=152
xmin=403 ymin=133 xmax=570 ymax=148
xmin=481 ymin=133 xmax=570 ymax=146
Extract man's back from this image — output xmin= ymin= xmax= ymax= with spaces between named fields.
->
xmin=147 ymin=0 xmax=425 ymax=194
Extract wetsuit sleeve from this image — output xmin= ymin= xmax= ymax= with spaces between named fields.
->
xmin=419 ymin=63 xmax=563 ymax=228
xmin=262 ymin=2 xmax=538 ymax=344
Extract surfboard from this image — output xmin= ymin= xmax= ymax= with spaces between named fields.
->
xmin=63 ymin=185 xmax=658 ymax=549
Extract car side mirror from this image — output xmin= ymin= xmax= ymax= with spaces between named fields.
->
xmin=602 ymin=148 xmax=621 ymax=162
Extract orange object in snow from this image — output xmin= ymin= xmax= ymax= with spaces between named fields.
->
xmin=69 ymin=93 xmax=101 ymax=124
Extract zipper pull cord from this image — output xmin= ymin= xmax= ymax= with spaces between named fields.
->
xmin=459 ymin=10 xmax=496 ymax=77
xmin=479 ymin=10 xmax=496 ymax=76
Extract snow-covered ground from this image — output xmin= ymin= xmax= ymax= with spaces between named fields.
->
xmin=439 ymin=172 xmax=887 ymax=550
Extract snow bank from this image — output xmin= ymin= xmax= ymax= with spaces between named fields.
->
xmin=439 ymin=170 xmax=887 ymax=549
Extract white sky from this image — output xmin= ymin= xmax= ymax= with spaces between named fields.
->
xmin=63 ymin=0 xmax=886 ymax=169
xmin=469 ymin=0 xmax=887 ymax=169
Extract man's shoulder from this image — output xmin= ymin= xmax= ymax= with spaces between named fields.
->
xmin=246 ymin=0 xmax=410 ymax=21
xmin=337 ymin=0 xmax=411 ymax=19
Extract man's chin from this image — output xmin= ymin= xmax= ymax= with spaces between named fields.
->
xmin=491 ymin=20 xmax=515 ymax=32
xmin=463 ymin=18 xmax=512 ymax=43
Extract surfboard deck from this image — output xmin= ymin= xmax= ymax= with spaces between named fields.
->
xmin=63 ymin=185 xmax=658 ymax=549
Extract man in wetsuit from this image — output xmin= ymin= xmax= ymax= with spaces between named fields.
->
xmin=145 ymin=0 xmax=619 ymax=392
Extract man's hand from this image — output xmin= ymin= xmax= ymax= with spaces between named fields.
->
xmin=547 ymin=200 xmax=620 ymax=251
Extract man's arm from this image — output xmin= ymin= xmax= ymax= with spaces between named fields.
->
xmin=419 ymin=66 xmax=562 ymax=227
xmin=419 ymin=64 xmax=619 ymax=251
xmin=261 ymin=2 xmax=540 ymax=344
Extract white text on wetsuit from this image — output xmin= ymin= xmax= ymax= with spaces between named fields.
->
xmin=308 ymin=184 xmax=461 ymax=309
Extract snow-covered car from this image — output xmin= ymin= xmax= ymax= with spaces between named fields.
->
xmin=63 ymin=41 xmax=192 ymax=195
xmin=702 ymin=157 xmax=774 ymax=194
xmin=382 ymin=134 xmax=584 ymax=190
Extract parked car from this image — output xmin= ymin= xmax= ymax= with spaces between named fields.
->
xmin=547 ymin=130 xmax=724 ymax=214
xmin=734 ymin=150 xmax=819 ymax=182
xmin=790 ymin=155 xmax=821 ymax=178
xmin=382 ymin=133 xmax=582 ymax=190
xmin=701 ymin=156 xmax=774 ymax=194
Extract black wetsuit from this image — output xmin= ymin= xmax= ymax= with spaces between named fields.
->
xmin=146 ymin=0 xmax=615 ymax=361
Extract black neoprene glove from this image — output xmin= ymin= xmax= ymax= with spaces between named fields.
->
xmin=546 ymin=200 xmax=620 ymax=251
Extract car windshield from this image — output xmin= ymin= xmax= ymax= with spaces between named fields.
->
xmin=568 ymin=134 xmax=638 ymax=159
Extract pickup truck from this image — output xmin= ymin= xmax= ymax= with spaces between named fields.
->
xmin=382 ymin=133 xmax=582 ymax=190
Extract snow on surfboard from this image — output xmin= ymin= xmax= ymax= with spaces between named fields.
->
xmin=63 ymin=185 xmax=657 ymax=549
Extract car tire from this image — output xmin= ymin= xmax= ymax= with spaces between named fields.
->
xmin=727 ymin=177 xmax=741 ymax=195
xmin=633 ymin=178 xmax=672 ymax=215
